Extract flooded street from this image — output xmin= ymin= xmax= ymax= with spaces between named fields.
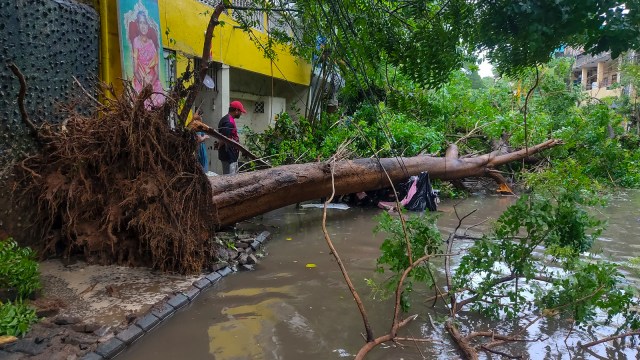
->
xmin=120 ymin=192 xmax=640 ymax=360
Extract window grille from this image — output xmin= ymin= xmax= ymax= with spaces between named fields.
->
xmin=193 ymin=59 xmax=219 ymax=91
xmin=163 ymin=50 xmax=177 ymax=87
xmin=254 ymin=101 xmax=265 ymax=113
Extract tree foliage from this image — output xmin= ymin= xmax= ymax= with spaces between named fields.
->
xmin=264 ymin=0 xmax=640 ymax=86
xmin=236 ymin=1 xmax=640 ymax=357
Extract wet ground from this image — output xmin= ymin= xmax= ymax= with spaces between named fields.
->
xmin=118 ymin=192 xmax=640 ymax=360
xmin=39 ymin=261 xmax=200 ymax=327
xmin=0 ymin=231 xmax=270 ymax=360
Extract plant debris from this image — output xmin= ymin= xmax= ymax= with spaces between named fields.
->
xmin=14 ymin=85 xmax=220 ymax=274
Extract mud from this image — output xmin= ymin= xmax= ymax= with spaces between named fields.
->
xmin=0 ymin=230 xmax=269 ymax=360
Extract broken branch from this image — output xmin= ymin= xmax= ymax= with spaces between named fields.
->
xmin=189 ymin=119 xmax=271 ymax=168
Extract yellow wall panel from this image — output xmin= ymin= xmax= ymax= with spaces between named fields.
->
xmin=102 ymin=0 xmax=310 ymax=87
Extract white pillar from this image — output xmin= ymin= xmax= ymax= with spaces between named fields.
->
xmin=209 ymin=64 xmax=231 ymax=175
xmin=219 ymin=64 xmax=230 ymax=115
xmin=581 ymin=67 xmax=588 ymax=90
xmin=597 ymin=61 xmax=605 ymax=88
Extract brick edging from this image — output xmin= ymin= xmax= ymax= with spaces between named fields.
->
xmin=80 ymin=230 xmax=270 ymax=360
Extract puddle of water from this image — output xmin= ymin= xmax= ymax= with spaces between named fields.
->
xmin=120 ymin=192 xmax=640 ymax=360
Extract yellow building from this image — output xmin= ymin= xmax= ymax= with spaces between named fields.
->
xmin=99 ymin=0 xmax=312 ymax=173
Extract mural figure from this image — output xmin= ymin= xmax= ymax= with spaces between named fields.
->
xmin=119 ymin=0 xmax=167 ymax=107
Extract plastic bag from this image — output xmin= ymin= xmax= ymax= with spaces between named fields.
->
xmin=405 ymin=172 xmax=438 ymax=212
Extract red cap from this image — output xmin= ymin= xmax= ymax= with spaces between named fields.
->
xmin=230 ymin=100 xmax=247 ymax=113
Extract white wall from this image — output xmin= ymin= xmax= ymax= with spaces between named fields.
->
xmin=230 ymin=91 xmax=286 ymax=142
xmin=198 ymin=66 xmax=309 ymax=174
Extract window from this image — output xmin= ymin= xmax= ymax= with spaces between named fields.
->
xmin=193 ymin=59 xmax=219 ymax=91
xmin=254 ymin=101 xmax=265 ymax=113
xmin=163 ymin=50 xmax=177 ymax=87
xmin=612 ymin=74 xmax=618 ymax=84
xmin=267 ymin=11 xmax=293 ymax=37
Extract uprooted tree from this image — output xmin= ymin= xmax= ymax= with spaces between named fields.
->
xmin=8 ymin=65 xmax=561 ymax=274
xmin=9 ymin=0 xmax=639 ymax=275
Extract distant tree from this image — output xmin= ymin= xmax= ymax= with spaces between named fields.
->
xmin=262 ymin=0 xmax=640 ymax=87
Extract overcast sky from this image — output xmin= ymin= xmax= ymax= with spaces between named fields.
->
xmin=478 ymin=59 xmax=494 ymax=78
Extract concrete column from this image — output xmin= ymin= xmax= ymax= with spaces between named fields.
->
xmin=219 ymin=64 xmax=230 ymax=115
xmin=597 ymin=61 xmax=605 ymax=88
xmin=581 ymin=67 xmax=588 ymax=89
xmin=208 ymin=64 xmax=231 ymax=175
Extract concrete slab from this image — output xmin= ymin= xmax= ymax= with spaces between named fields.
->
xmin=115 ymin=325 xmax=144 ymax=345
xmin=94 ymin=337 xmax=125 ymax=359
xmin=166 ymin=293 xmax=188 ymax=310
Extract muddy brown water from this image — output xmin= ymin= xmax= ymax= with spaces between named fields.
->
xmin=119 ymin=192 xmax=640 ymax=360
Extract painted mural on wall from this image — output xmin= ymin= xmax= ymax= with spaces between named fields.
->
xmin=117 ymin=0 xmax=168 ymax=107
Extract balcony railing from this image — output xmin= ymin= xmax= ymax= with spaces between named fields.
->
xmin=196 ymin=0 xmax=265 ymax=31
xmin=573 ymin=52 xmax=612 ymax=69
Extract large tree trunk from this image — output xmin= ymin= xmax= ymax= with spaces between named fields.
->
xmin=210 ymin=139 xmax=561 ymax=228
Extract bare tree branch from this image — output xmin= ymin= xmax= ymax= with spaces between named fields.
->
xmin=580 ymin=330 xmax=640 ymax=349
xmin=7 ymin=63 xmax=39 ymax=140
xmin=322 ymin=160 xmax=374 ymax=342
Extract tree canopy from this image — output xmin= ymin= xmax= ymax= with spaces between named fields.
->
xmin=257 ymin=0 xmax=640 ymax=86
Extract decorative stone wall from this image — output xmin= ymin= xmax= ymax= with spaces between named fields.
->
xmin=0 ymin=0 xmax=99 ymax=166
xmin=0 ymin=0 xmax=99 ymax=242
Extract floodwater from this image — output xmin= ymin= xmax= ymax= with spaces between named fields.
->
xmin=119 ymin=192 xmax=640 ymax=360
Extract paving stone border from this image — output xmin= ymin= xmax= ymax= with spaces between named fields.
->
xmin=78 ymin=230 xmax=271 ymax=360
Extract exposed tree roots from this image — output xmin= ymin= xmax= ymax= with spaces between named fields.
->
xmin=14 ymin=86 xmax=220 ymax=274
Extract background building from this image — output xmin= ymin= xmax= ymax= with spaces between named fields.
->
xmin=99 ymin=0 xmax=312 ymax=173
xmin=567 ymin=48 xmax=624 ymax=99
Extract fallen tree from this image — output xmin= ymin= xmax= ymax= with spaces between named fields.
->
xmin=7 ymin=63 xmax=563 ymax=274
xmin=208 ymin=139 xmax=561 ymax=228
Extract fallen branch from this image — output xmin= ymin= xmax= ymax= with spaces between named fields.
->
xmin=178 ymin=3 xmax=226 ymax=124
xmin=188 ymin=119 xmax=271 ymax=168
xmin=446 ymin=206 xmax=477 ymax=317
xmin=479 ymin=345 xmax=522 ymax=359
xmin=580 ymin=330 xmax=640 ymax=348
xmin=209 ymin=139 xmax=562 ymax=229
xmin=321 ymin=160 xmax=374 ymax=341
xmin=445 ymin=319 xmax=478 ymax=360
xmin=354 ymin=315 xmax=419 ymax=360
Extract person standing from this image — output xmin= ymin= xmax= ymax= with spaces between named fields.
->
xmin=217 ymin=101 xmax=246 ymax=174
xmin=192 ymin=113 xmax=210 ymax=172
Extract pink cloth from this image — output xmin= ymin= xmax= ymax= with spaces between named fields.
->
xmin=133 ymin=36 xmax=164 ymax=107
xmin=377 ymin=178 xmax=418 ymax=210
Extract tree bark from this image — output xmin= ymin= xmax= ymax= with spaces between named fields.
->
xmin=178 ymin=3 xmax=225 ymax=124
xmin=445 ymin=319 xmax=478 ymax=360
xmin=209 ymin=139 xmax=561 ymax=228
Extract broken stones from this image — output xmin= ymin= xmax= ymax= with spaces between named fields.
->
xmin=71 ymin=323 xmax=101 ymax=334
xmin=6 ymin=338 xmax=48 ymax=356
xmin=54 ymin=316 xmax=81 ymax=326
xmin=31 ymin=297 xmax=65 ymax=318
xmin=92 ymin=326 xmax=112 ymax=338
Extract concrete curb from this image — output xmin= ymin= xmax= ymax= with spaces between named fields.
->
xmin=80 ymin=230 xmax=270 ymax=360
